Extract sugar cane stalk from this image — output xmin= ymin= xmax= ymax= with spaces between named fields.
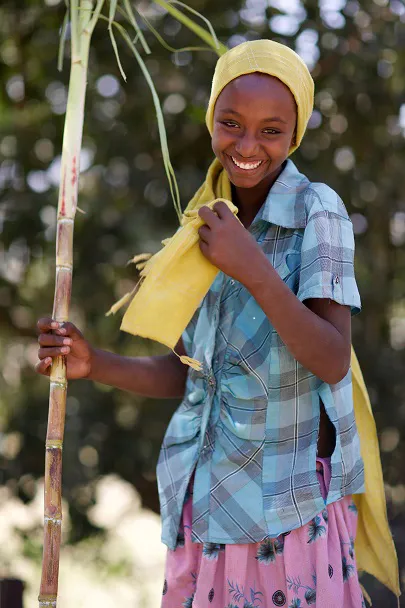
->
xmin=38 ymin=2 xmax=103 ymax=606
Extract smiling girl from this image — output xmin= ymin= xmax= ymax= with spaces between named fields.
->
xmin=36 ymin=40 xmax=368 ymax=607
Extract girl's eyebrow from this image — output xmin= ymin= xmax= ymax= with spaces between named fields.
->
xmin=217 ymin=108 xmax=288 ymax=124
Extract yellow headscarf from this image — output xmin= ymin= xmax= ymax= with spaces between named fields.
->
xmin=108 ymin=40 xmax=400 ymax=602
xmin=205 ymin=39 xmax=314 ymax=156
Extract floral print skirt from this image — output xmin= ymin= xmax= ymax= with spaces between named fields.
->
xmin=161 ymin=457 xmax=365 ymax=608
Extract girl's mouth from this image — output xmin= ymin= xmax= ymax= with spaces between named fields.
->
xmin=229 ymin=155 xmax=265 ymax=172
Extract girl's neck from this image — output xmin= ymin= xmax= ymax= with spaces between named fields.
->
xmin=231 ymin=162 xmax=286 ymax=229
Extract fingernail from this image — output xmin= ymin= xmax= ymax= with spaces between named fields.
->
xmin=61 ymin=346 xmax=69 ymax=354
xmin=63 ymin=338 xmax=72 ymax=345
xmin=46 ymin=358 xmax=52 ymax=364
xmin=51 ymin=322 xmax=58 ymax=328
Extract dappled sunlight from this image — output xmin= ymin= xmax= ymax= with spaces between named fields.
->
xmin=1 ymin=475 xmax=165 ymax=607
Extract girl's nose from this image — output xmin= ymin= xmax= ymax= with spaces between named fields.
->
xmin=234 ymin=133 xmax=259 ymax=158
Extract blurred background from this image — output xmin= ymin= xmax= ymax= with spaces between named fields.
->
xmin=0 ymin=0 xmax=404 ymax=606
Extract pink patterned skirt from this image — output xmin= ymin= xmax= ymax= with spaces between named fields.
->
xmin=161 ymin=458 xmax=365 ymax=608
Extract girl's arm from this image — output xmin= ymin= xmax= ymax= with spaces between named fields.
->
xmin=36 ymin=317 xmax=188 ymax=398
xmin=89 ymin=343 xmax=188 ymax=398
xmin=243 ymin=261 xmax=351 ymax=385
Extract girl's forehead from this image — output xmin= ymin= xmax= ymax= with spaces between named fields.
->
xmin=215 ymin=72 xmax=296 ymax=116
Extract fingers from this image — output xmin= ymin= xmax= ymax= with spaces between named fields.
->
xmin=38 ymin=346 xmax=70 ymax=359
xmin=37 ymin=318 xmax=82 ymax=339
xmin=59 ymin=321 xmax=84 ymax=342
xmin=212 ymin=200 xmax=234 ymax=219
xmin=35 ymin=317 xmax=78 ymax=377
xmin=198 ymin=202 xmax=236 ymax=228
xmin=198 ymin=225 xmax=211 ymax=244
xmin=37 ymin=317 xmax=58 ymax=334
xmin=35 ymin=357 xmax=52 ymax=377
xmin=199 ymin=239 xmax=209 ymax=258
xmin=38 ymin=333 xmax=72 ymax=347
xmin=198 ymin=205 xmax=220 ymax=228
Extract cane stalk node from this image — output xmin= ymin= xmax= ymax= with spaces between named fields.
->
xmin=46 ymin=439 xmax=63 ymax=450
xmin=44 ymin=516 xmax=62 ymax=525
xmin=50 ymin=381 xmax=67 ymax=390
xmin=38 ymin=595 xmax=57 ymax=607
xmin=57 ymin=263 xmax=73 ymax=270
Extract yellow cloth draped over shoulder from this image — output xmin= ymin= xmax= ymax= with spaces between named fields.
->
xmin=109 ymin=40 xmax=400 ymax=601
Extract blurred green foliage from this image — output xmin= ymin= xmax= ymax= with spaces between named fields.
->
xmin=0 ymin=0 xmax=404 ymax=604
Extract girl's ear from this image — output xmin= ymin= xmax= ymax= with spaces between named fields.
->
xmin=291 ymin=130 xmax=297 ymax=147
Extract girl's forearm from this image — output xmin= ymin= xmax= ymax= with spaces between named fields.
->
xmin=243 ymin=254 xmax=349 ymax=384
xmin=88 ymin=348 xmax=188 ymax=398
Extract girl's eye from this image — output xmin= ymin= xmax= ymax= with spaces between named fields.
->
xmin=263 ymin=129 xmax=280 ymax=135
xmin=221 ymin=121 xmax=239 ymax=128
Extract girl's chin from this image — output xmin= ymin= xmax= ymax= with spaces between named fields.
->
xmin=227 ymin=170 xmax=268 ymax=188
xmin=228 ymin=175 xmax=263 ymax=188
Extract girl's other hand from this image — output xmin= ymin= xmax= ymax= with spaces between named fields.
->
xmin=198 ymin=201 xmax=264 ymax=283
xmin=35 ymin=318 xmax=93 ymax=380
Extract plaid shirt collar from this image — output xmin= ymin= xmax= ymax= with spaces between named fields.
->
xmin=253 ymin=159 xmax=310 ymax=230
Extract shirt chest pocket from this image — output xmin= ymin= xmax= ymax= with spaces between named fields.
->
xmin=273 ymin=251 xmax=301 ymax=294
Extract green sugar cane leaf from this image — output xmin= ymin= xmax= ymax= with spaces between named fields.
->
xmin=166 ymin=0 xmax=219 ymax=49
xmin=57 ymin=9 xmax=69 ymax=72
xmin=109 ymin=26 xmax=127 ymax=81
xmin=114 ymin=22 xmax=182 ymax=221
xmin=86 ymin=0 xmax=106 ymax=35
xmin=102 ymin=17 xmax=182 ymax=219
xmin=70 ymin=0 xmax=80 ymax=57
xmin=114 ymin=4 xmax=149 ymax=50
xmin=134 ymin=9 xmax=212 ymax=54
xmin=79 ymin=0 xmax=94 ymax=31
xmin=108 ymin=0 xmax=127 ymax=81
xmin=108 ymin=0 xmax=117 ymax=24
xmin=153 ymin=0 xmax=227 ymax=56
xmin=122 ymin=0 xmax=151 ymax=54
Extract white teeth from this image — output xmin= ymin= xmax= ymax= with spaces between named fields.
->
xmin=231 ymin=156 xmax=263 ymax=170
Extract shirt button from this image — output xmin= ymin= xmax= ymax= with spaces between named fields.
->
xmin=230 ymin=279 xmax=235 ymax=285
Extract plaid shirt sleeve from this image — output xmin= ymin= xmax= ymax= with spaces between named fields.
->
xmin=297 ymin=187 xmax=361 ymax=315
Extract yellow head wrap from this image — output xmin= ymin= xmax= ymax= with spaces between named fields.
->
xmin=205 ymin=39 xmax=315 ymax=155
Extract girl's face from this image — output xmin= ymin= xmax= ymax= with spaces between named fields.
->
xmin=211 ymin=73 xmax=297 ymax=190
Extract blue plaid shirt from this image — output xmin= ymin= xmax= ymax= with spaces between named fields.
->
xmin=157 ymin=159 xmax=364 ymax=550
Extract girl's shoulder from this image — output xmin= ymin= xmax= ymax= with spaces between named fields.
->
xmin=303 ymin=181 xmax=350 ymax=224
